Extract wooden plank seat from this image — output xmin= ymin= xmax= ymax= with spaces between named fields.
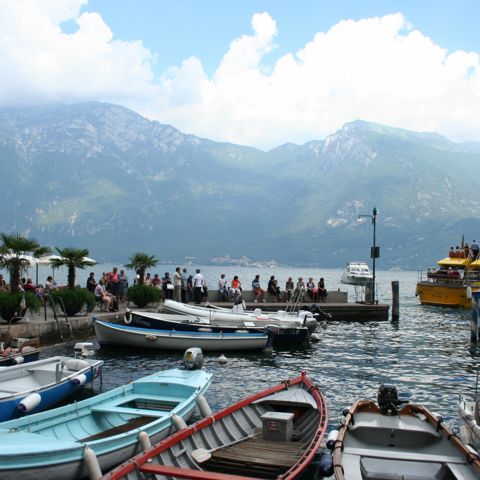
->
xmin=80 ymin=415 xmax=156 ymax=442
xmin=203 ymin=436 xmax=307 ymax=479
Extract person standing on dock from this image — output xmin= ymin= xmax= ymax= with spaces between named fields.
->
xmin=218 ymin=273 xmax=228 ymax=301
xmin=173 ymin=267 xmax=182 ymax=302
xmin=181 ymin=268 xmax=188 ymax=303
xmin=193 ymin=269 xmax=204 ymax=304
xmin=471 ymin=240 xmax=479 ymax=260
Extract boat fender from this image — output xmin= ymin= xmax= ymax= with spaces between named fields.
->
xmin=84 ymin=446 xmax=102 ymax=480
xmin=72 ymin=373 xmax=87 ymax=386
xmin=253 ymin=308 xmax=262 ymax=315
xmin=65 ymin=359 xmax=90 ymax=371
xmin=124 ymin=309 xmax=132 ymax=324
xmin=415 ymin=285 xmax=419 ymax=297
xmin=13 ymin=355 xmax=24 ymax=364
xmin=310 ymin=333 xmax=321 ymax=342
xmin=467 ymin=287 xmax=473 ymax=300
xmin=436 ymin=415 xmax=444 ymax=432
xmin=326 ymin=430 xmax=339 ymax=450
xmin=217 ymin=354 xmax=228 ymax=364
xmin=145 ymin=334 xmax=157 ymax=341
xmin=197 ymin=394 xmax=212 ymax=417
xmin=18 ymin=393 xmax=41 ymax=413
xmin=317 ymin=452 xmax=334 ymax=477
xmin=138 ymin=431 xmax=151 ymax=451
xmin=172 ymin=414 xmax=187 ymax=431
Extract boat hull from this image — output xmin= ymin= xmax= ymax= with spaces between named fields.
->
xmin=0 ymin=368 xmax=212 ymax=480
xmin=0 ymin=356 xmax=103 ymax=421
xmin=94 ymin=319 xmax=269 ymax=351
xmin=458 ymin=395 xmax=480 ymax=452
xmin=128 ymin=311 xmax=309 ymax=346
xmin=416 ymin=281 xmax=473 ymax=308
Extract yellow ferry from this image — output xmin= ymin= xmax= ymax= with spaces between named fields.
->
xmin=416 ymin=244 xmax=480 ymax=308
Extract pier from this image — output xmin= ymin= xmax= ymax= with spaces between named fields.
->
xmin=0 ymin=289 xmax=390 ymax=344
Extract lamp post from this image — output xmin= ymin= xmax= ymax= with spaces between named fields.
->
xmin=358 ymin=207 xmax=378 ymax=304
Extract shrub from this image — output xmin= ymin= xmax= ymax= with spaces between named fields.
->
xmin=51 ymin=288 xmax=95 ymax=316
xmin=127 ymin=285 xmax=161 ymax=307
xmin=0 ymin=292 xmax=40 ymax=321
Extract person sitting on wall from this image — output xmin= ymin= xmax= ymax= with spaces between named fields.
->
xmin=218 ymin=274 xmax=228 ymax=301
xmin=94 ymin=279 xmax=118 ymax=312
xmin=251 ymin=274 xmax=265 ymax=303
xmin=231 ymin=275 xmax=242 ymax=301
xmin=318 ymin=278 xmax=328 ymax=303
xmin=285 ymin=277 xmax=294 ymax=302
xmin=294 ymin=277 xmax=305 ymax=301
xmin=267 ymin=275 xmax=281 ymax=302
xmin=306 ymin=277 xmax=317 ymax=301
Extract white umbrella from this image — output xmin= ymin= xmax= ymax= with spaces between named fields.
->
xmin=83 ymin=257 xmax=96 ymax=264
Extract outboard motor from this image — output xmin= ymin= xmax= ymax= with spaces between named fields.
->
xmin=182 ymin=347 xmax=204 ymax=370
xmin=377 ymin=384 xmax=403 ymax=416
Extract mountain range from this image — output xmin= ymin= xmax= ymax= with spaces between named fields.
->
xmin=1 ymin=102 xmax=479 ymax=269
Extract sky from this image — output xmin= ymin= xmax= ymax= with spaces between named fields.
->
xmin=0 ymin=0 xmax=479 ymax=149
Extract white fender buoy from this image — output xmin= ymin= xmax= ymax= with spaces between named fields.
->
xmin=14 ymin=356 xmax=24 ymax=365
xmin=18 ymin=393 xmax=41 ymax=413
xmin=65 ymin=359 xmax=89 ymax=371
xmin=467 ymin=286 xmax=473 ymax=300
xmin=72 ymin=373 xmax=87 ymax=386
xmin=172 ymin=414 xmax=187 ymax=431
xmin=415 ymin=285 xmax=419 ymax=297
xmin=196 ymin=394 xmax=212 ymax=417
xmin=138 ymin=431 xmax=151 ymax=450
xmin=145 ymin=334 xmax=157 ymax=341
xmin=310 ymin=333 xmax=321 ymax=342
xmin=84 ymin=446 xmax=102 ymax=480
xmin=218 ymin=354 xmax=228 ymax=364
xmin=124 ymin=309 xmax=133 ymax=324
xmin=326 ymin=429 xmax=339 ymax=450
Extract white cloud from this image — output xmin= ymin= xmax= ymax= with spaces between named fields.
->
xmin=0 ymin=2 xmax=479 ymax=149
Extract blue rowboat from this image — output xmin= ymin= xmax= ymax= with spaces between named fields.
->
xmin=94 ymin=318 xmax=273 ymax=351
xmin=0 ymin=338 xmax=41 ymax=367
xmin=0 ymin=355 xmax=103 ymax=422
xmin=0 ymin=368 xmax=212 ymax=480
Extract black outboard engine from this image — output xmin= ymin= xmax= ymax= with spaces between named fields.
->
xmin=377 ymin=384 xmax=402 ymax=416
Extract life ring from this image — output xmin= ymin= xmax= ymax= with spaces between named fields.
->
xmin=124 ymin=310 xmax=132 ymax=324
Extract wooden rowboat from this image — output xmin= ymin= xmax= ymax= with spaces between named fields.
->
xmin=102 ymin=371 xmax=328 ymax=480
xmin=332 ymin=384 xmax=480 ymax=479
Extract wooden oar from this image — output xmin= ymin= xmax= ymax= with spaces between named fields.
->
xmin=191 ymin=428 xmax=262 ymax=463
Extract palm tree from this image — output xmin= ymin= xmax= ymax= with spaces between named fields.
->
xmin=125 ymin=252 xmax=158 ymax=286
xmin=50 ymin=247 xmax=95 ymax=289
xmin=0 ymin=233 xmax=51 ymax=294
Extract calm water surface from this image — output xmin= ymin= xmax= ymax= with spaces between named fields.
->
xmin=42 ymin=266 xmax=480 ymax=436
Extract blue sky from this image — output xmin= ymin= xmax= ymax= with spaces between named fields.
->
xmin=85 ymin=0 xmax=480 ymax=77
xmin=0 ymin=0 xmax=479 ymax=149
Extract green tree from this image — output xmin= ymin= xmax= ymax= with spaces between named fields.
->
xmin=125 ymin=252 xmax=158 ymax=286
xmin=50 ymin=247 xmax=95 ymax=289
xmin=0 ymin=233 xmax=50 ymax=294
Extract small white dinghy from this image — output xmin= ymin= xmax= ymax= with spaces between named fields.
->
xmin=332 ymin=384 xmax=480 ymax=479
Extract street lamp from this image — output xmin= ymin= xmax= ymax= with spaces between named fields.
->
xmin=358 ymin=207 xmax=378 ymax=304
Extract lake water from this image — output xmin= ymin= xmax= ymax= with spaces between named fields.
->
xmin=41 ymin=265 xmax=479 ymax=438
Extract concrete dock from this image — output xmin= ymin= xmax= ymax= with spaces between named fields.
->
xmin=0 ymin=293 xmax=390 ymax=345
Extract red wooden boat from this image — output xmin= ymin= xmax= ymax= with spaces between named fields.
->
xmin=102 ymin=371 xmax=328 ymax=480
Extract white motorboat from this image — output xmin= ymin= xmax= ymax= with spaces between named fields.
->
xmin=161 ymin=299 xmax=318 ymax=331
xmin=340 ymin=261 xmax=373 ymax=285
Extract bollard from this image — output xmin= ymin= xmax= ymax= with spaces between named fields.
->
xmin=391 ymin=281 xmax=399 ymax=320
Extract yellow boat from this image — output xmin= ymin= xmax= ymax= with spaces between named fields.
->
xmin=416 ymin=254 xmax=480 ymax=308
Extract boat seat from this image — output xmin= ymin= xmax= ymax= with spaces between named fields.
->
xmin=140 ymin=463 xmax=257 ymax=480
xmin=344 ymin=447 xmax=463 ymax=464
xmin=359 ymin=457 xmax=479 ymax=480
xmin=90 ymin=405 xmax=169 ymax=417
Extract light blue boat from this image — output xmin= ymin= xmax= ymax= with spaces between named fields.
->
xmin=0 ymin=368 xmax=212 ymax=480
xmin=0 ymin=356 xmax=103 ymax=422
